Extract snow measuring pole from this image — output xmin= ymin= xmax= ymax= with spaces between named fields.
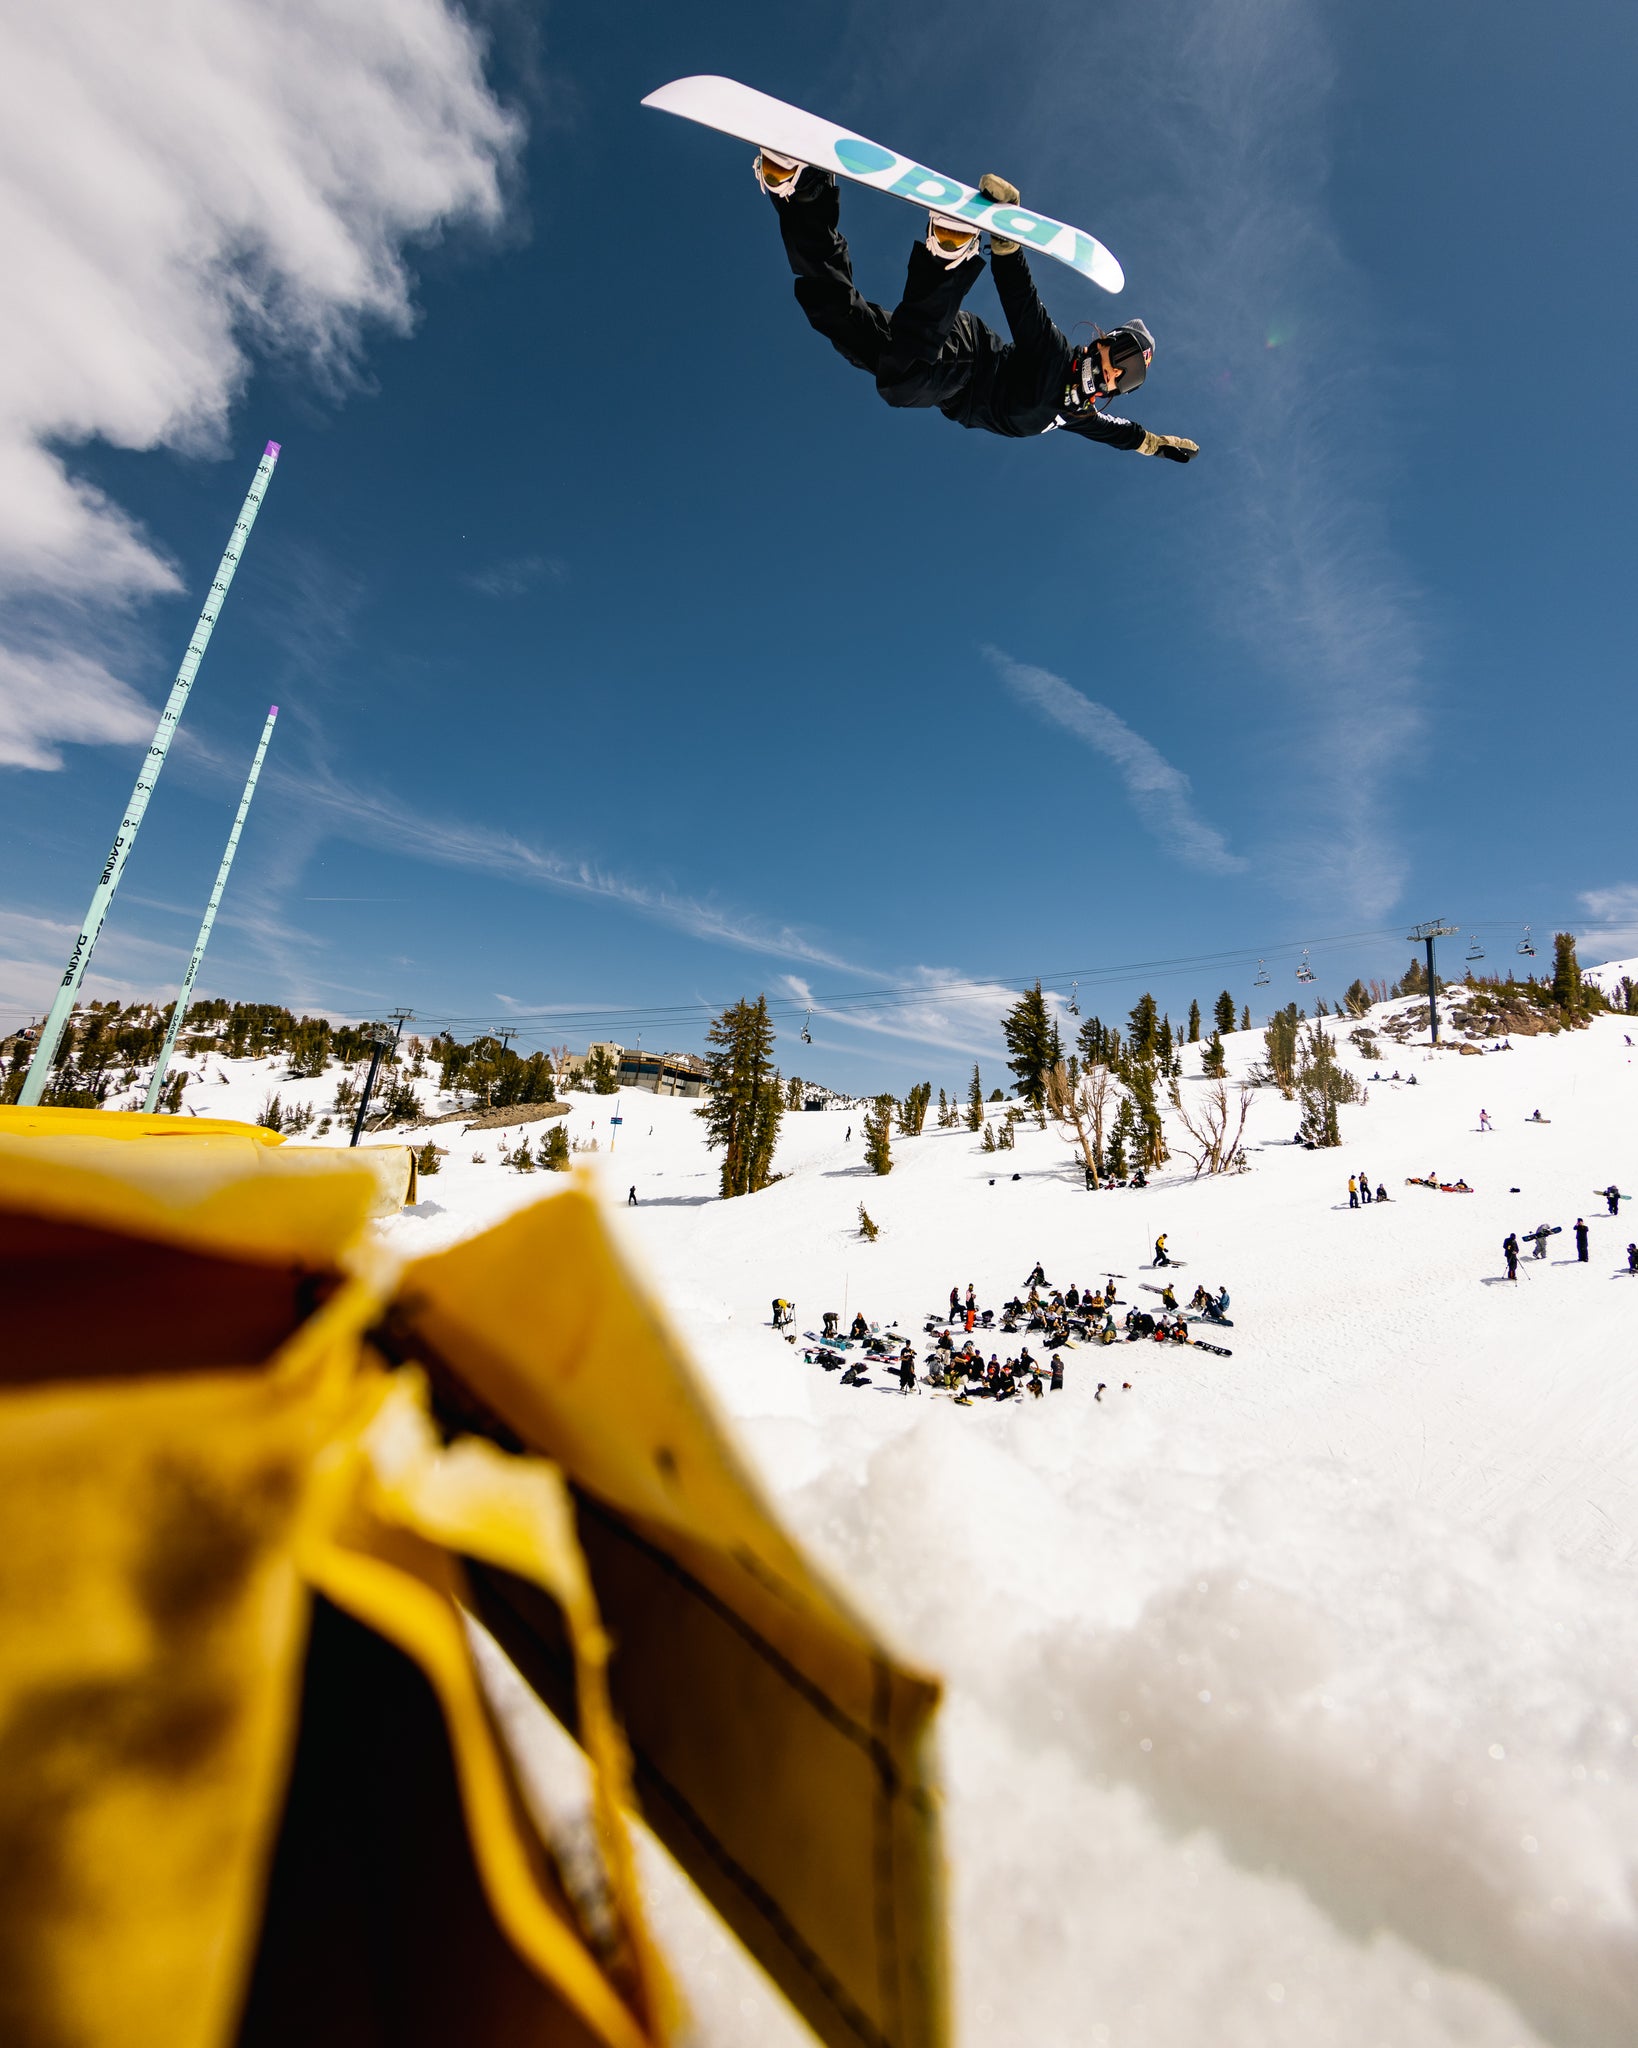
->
xmin=18 ymin=442 xmax=281 ymax=1107
xmin=143 ymin=706 xmax=279 ymax=1113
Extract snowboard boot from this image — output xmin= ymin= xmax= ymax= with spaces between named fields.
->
xmin=753 ymin=146 xmax=802 ymax=196
xmin=924 ymin=212 xmax=981 ymax=266
xmin=978 ymin=172 xmax=1021 ymax=253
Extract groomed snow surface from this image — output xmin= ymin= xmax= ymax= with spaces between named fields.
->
xmin=139 ymin=997 xmax=1638 ymax=2046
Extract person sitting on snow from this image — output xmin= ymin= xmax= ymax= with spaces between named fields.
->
xmin=756 ymin=154 xmax=1199 ymax=465
xmin=1159 ymin=1281 xmax=1179 ymax=1311
xmin=850 ymin=1310 xmax=869 ymax=1341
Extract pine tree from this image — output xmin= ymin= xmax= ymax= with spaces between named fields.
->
xmin=584 ymin=1045 xmax=620 ymax=1094
xmin=936 ymin=1086 xmax=950 ymax=1127
xmin=1214 ymin=989 xmax=1236 ymax=1036
xmin=966 ymin=1064 xmax=984 ymax=1131
xmin=1201 ymin=1032 xmax=1227 ymax=1079
xmin=1258 ymin=1003 xmax=1302 ymax=1098
xmin=1107 ymin=1097 xmax=1135 ymax=1179
xmin=1125 ymin=1059 xmax=1169 ymax=1167
xmin=863 ymin=1094 xmax=894 ymax=1174
xmin=697 ymin=995 xmax=784 ymax=1197
xmin=541 ymin=1123 xmax=571 ymax=1172
xmin=1295 ymin=1021 xmax=1357 ymax=1147
xmin=786 ymin=1074 xmax=804 ymax=1110
xmin=1551 ymin=932 xmax=1582 ymax=1018
xmin=899 ymin=1081 xmax=932 ymax=1136
xmin=1001 ymin=982 xmax=1055 ymax=1107
xmin=1344 ymin=978 xmax=1370 ymax=1017
xmin=1127 ymin=992 xmax=1159 ymax=1059
xmin=1187 ymin=999 xmax=1201 ymax=1043
xmin=1240 ymin=1004 xmax=1251 ymax=1032
xmin=1158 ymin=1015 xmax=1174 ymax=1068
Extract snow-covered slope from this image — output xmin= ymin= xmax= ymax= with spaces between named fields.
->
xmin=123 ymin=1007 xmax=1638 ymax=2046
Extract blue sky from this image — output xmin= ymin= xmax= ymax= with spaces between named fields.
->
xmin=2 ymin=0 xmax=1634 ymax=1092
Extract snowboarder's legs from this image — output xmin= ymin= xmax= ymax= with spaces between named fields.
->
xmin=874 ymin=239 xmax=987 ymax=413
xmin=769 ymin=168 xmax=894 ymax=375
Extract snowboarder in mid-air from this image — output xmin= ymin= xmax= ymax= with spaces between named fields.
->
xmin=755 ymin=153 xmax=1199 ymax=463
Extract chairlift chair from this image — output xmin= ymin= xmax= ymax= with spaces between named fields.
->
xmin=800 ymin=1009 xmax=813 ymax=1045
xmin=1253 ymin=959 xmax=1270 ymax=987
xmin=1465 ymin=935 xmax=1484 ymax=962
xmin=1068 ymin=980 xmax=1080 ymax=1017
xmin=1295 ymin=948 xmax=1316 ymax=985
xmin=1517 ymin=924 xmax=1536 ymax=958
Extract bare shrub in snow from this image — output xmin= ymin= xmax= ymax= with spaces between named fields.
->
xmin=1046 ymin=1059 xmax=1117 ymax=1186
xmin=1168 ymin=1077 xmax=1256 ymax=1178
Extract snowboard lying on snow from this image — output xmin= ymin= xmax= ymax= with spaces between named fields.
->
xmin=642 ymin=74 xmax=1125 ymax=293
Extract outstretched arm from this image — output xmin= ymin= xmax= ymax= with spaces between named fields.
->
xmin=1065 ymin=411 xmax=1199 ymax=460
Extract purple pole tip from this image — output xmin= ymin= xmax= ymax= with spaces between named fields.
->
xmin=269 ymin=704 xmax=279 ymax=716
xmin=264 ymin=440 xmax=281 ymax=457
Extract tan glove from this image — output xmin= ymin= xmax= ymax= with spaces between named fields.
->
xmin=979 ymin=172 xmax=1020 ymax=253
xmin=1138 ymin=430 xmax=1200 ymax=463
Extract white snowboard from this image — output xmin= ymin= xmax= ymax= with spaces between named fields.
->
xmin=642 ymin=74 xmax=1124 ymax=296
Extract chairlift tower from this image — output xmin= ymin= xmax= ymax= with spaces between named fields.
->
xmin=1405 ymin=919 xmax=1458 ymax=1045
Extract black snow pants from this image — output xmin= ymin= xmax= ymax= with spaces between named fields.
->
xmin=771 ymin=174 xmax=1075 ymax=433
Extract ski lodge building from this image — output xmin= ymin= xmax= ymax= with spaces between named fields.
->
xmin=615 ymin=1048 xmax=709 ymax=1098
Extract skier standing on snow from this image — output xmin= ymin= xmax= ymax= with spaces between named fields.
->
xmin=1525 ymin=1223 xmax=1554 ymax=1260
xmin=1049 ymin=1352 xmax=1065 ymax=1391
xmin=1603 ymin=1184 xmax=1622 ymax=1216
xmin=1574 ymin=1218 xmax=1590 ymax=1263
xmin=1153 ymin=1233 xmax=1172 ymax=1266
xmin=1628 ymin=1242 xmax=1638 ymax=1274
xmin=1502 ymin=1233 xmax=1520 ymax=1282
xmin=1479 ymin=1109 xmax=1492 ymax=1133
xmin=755 ymin=153 xmax=1200 ymax=463
xmin=1348 ymin=1175 xmax=1359 ymax=1209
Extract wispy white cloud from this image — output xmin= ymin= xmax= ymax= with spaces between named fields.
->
xmin=780 ymin=970 xmax=1018 ymax=1063
xmin=1122 ymin=0 xmax=1423 ymax=912
xmin=987 ymin=647 xmax=1245 ymax=874
xmin=1577 ymin=885 xmax=1638 ymax=958
xmin=464 ymin=554 xmax=566 ymax=598
xmin=0 ymin=904 xmax=185 ymax=1016
xmin=0 ymin=643 xmax=156 ymax=770
xmin=282 ymin=762 xmax=867 ymax=973
xmin=0 ymin=0 xmax=519 ymax=769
